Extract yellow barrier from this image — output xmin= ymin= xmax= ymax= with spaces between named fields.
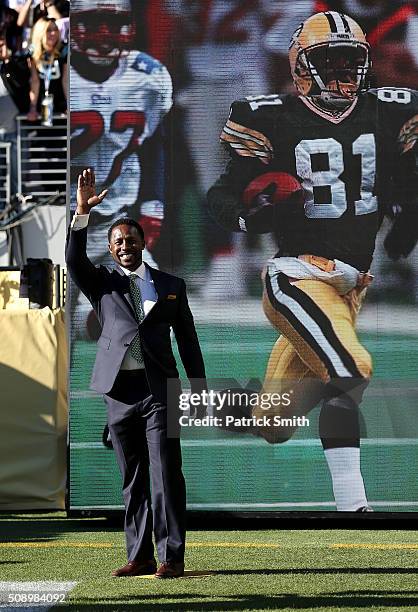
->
xmin=0 ymin=307 xmax=67 ymax=509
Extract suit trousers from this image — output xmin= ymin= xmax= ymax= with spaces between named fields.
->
xmin=104 ymin=369 xmax=186 ymax=564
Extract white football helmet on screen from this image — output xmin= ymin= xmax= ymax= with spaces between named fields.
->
xmin=71 ymin=0 xmax=135 ymax=66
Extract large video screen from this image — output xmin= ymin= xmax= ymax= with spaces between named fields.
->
xmin=68 ymin=1 xmax=418 ymax=513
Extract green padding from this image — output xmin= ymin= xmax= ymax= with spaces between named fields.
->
xmin=69 ymin=329 xmax=418 ymax=512
xmin=69 ymin=438 xmax=418 ymax=511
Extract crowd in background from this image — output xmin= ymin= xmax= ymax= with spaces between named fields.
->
xmin=0 ymin=0 xmax=68 ymax=199
xmin=0 ymin=0 xmax=69 ymax=111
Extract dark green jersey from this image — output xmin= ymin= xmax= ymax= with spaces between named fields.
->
xmin=208 ymin=88 xmax=418 ymax=270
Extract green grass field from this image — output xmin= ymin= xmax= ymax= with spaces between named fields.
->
xmin=0 ymin=513 xmax=417 ymax=611
xmin=60 ymin=311 xmax=418 ymax=609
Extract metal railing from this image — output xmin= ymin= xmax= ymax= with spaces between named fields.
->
xmin=17 ymin=114 xmax=67 ymax=198
xmin=0 ymin=142 xmax=11 ymax=210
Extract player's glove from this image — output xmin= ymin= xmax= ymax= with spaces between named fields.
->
xmin=239 ymin=184 xmax=276 ymax=233
xmin=384 ymin=208 xmax=418 ymax=260
xmin=239 ymin=172 xmax=304 ymax=234
xmin=139 ymin=200 xmax=164 ymax=252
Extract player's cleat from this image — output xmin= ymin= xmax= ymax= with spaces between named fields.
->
xmin=356 ymin=506 xmax=374 ymax=512
xmin=212 ymin=386 xmax=260 ymax=434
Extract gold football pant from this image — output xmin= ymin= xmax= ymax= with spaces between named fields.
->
xmin=254 ymin=271 xmax=372 ymax=443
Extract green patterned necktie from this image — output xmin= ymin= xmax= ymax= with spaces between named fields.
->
xmin=129 ymin=273 xmax=145 ymax=364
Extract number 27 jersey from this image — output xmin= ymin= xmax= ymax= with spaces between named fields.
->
xmin=70 ymin=51 xmax=172 ymax=216
xmin=221 ymin=88 xmax=418 ymax=270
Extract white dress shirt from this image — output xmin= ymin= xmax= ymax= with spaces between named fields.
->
xmin=71 ymin=213 xmax=157 ymax=370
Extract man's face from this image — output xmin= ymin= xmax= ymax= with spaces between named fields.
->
xmin=108 ymin=224 xmax=145 ymax=271
xmin=71 ymin=9 xmax=133 ymax=66
xmin=71 ymin=8 xmax=134 ymax=82
xmin=308 ymin=44 xmax=367 ymax=100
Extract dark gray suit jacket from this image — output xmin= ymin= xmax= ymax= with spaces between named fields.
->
xmin=66 ymin=224 xmax=206 ymax=403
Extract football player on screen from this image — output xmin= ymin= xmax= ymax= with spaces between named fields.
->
xmin=70 ymin=0 xmax=172 ymax=339
xmin=70 ymin=0 xmax=172 ymax=271
xmin=208 ymin=11 xmax=418 ymax=511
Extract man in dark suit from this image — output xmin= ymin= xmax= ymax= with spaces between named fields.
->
xmin=66 ymin=168 xmax=206 ymax=579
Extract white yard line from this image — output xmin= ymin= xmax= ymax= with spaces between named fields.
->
xmin=186 ymin=501 xmax=418 ymax=509
xmin=70 ymin=438 xmax=418 ymax=450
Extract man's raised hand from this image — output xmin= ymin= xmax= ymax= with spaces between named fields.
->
xmin=76 ymin=168 xmax=108 ymax=214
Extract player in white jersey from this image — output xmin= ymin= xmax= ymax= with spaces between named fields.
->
xmin=71 ymin=0 xmax=172 ymax=263
xmin=70 ymin=0 xmax=173 ymax=338
xmin=71 ymin=50 xmax=172 ymax=226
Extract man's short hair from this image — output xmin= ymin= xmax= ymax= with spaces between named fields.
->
xmin=108 ymin=217 xmax=144 ymax=242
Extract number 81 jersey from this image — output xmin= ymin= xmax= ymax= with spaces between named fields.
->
xmin=70 ymin=51 xmax=173 ymax=216
xmin=220 ymin=88 xmax=418 ymax=271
